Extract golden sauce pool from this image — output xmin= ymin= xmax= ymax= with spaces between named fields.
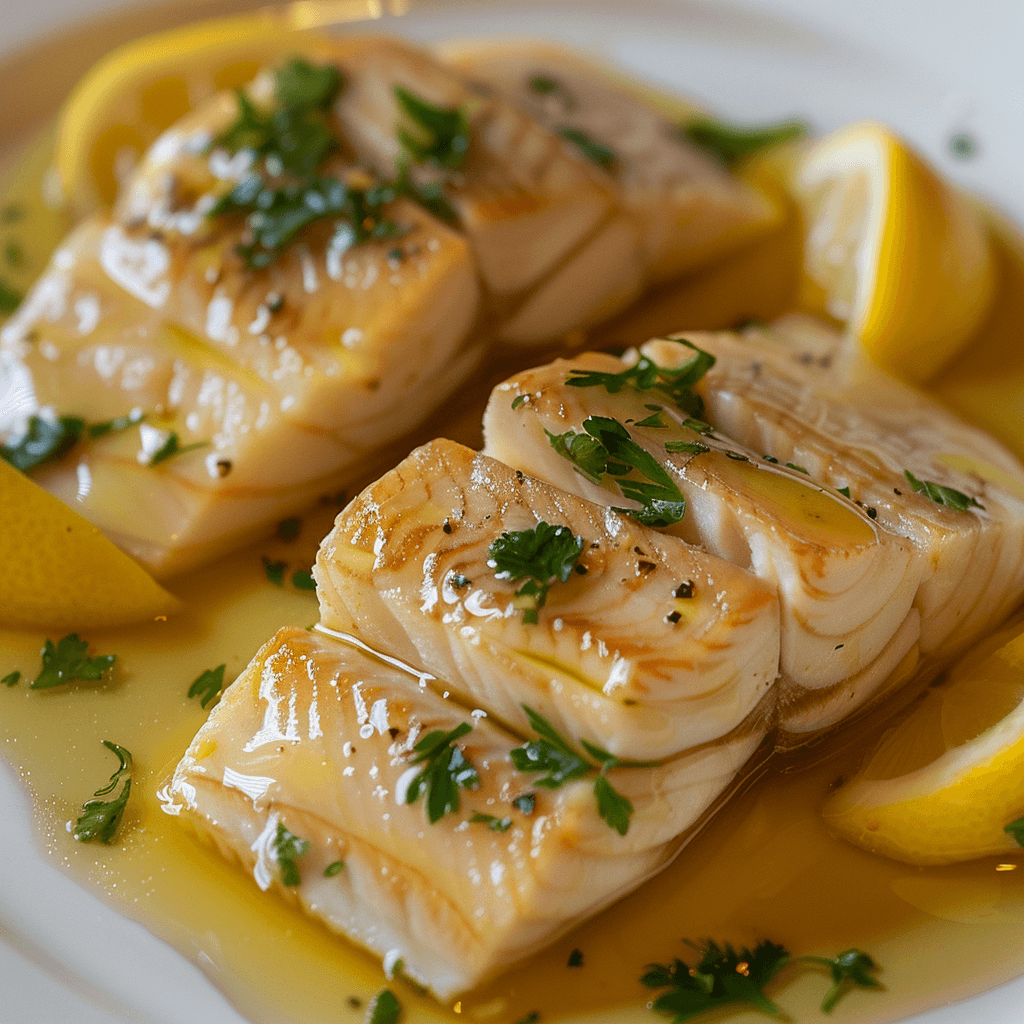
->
xmin=6 ymin=62 xmax=1024 ymax=1024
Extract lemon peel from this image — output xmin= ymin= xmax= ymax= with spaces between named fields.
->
xmin=792 ymin=120 xmax=996 ymax=384
xmin=54 ymin=12 xmax=313 ymax=216
xmin=0 ymin=459 xmax=180 ymax=631
xmin=823 ymin=622 xmax=1024 ymax=865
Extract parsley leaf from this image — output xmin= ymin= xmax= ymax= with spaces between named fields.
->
xmin=188 ymin=664 xmax=226 ymax=710
xmin=0 ymin=277 xmax=21 ymax=314
xmin=642 ymin=939 xmax=790 ymax=1021
xmin=528 ymin=75 xmax=573 ymax=106
xmin=277 ymin=516 xmax=301 ymax=541
xmin=394 ymin=86 xmax=470 ymax=170
xmin=291 ymin=569 xmax=317 ymax=591
xmin=365 ymin=988 xmax=402 ymax=1024
xmin=510 ymin=706 xmax=656 ymax=835
xmin=1 ymin=414 xmax=84 ymax=471
xmin=274 ymin=58 xmax=344 ymax=111
xmin=558 ymin=126 xmax=616 ymax=170
xmin=565 ymin=340 xmax=714 ymax=417
xmin=272 ymin=821 xmax=309 ymax=886
xmin=681 ymin=116 xmax=807 ymax=168
xmin=488 ymin=522 xmax=584 ymax=623
xmin=801 ymin=949 xmax=881 ymax=1013
xmin=2 ymin=670 xmax=20 ymax=687
xmin=74 ymin=741 xmax=133 ymax=844
xmin=903 ymin=470 xmax=982 ymax=512
xmin=31 ymin=634 xmax=116 ymax=689
xmin=665 ymin=440 xmax=709 ymax=455
xmin=262 ymin=558 xmax=287 ymax=586
xmin=512 ymin=792 xmax=536 ymax=815
xmin=324 ymin=860 xmax=345 ymax=876
xmin=405 ymin=722 xmax=479 ymax=823
xmin=87 ymin=408 xmax=144 ymax=438
xmin=549 ymin=416 xmax=687 ymax=527
xmin=147 ymin=431 xmax=208 ymax=465
xmin=470 ymin=811 xmax=513 ymax=832
xmin=1005 ymin=816 xmax=1024 ymax=847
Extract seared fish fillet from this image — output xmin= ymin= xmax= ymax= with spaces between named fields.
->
xmin=0 ymin=194 xmax=478 ymax=575
xmin=440 ymin=39 xmax=780 ymax=286
xmin=483 ymin=320 xmax=1024 ymax=735
xmin=161 ymin=625 xmax=766 ymax=997
xmin=315 ymin=438 xmax=780 ymax=760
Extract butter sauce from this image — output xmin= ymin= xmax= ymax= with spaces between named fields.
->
xmin=6 ymin=39 xmax=1024 ymax=1024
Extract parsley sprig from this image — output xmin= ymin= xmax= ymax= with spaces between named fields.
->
xmin=642 ymin=939 xmax=881 ymax=1021
xmin=903 ymin=470 xmax=982 ymax=512
xmin=547 ymin=416 xmax=687 ymax=527
xmin=510 ymin=706 xmax=657 ymax=836
xmin=394 ymin=86 xmax=470 ymax=170
xmin=565 ymin=340 xmax=715 ymax=417
xmin=405 ymin=722 xmax=479 ymax=823
xmin=1 ymin=410 xmax=143 ymax=473
xmin=272 ymin=821 xmax=310 ymax=886
xmin=32 ymin=634 xmax=116 ymax=690
xmin=74 ymin=741 xmax=133 ymax=844
xmin=488 ymin=522 xmax=584 ymax=624
xmin=188 ymin=664 xmax=226 ymax=710
xmin=680 ymin=116 xmax=808 ymax=168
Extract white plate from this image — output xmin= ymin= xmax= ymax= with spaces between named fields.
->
xmin=2 ymin=1 xmax=1023 ymax=1021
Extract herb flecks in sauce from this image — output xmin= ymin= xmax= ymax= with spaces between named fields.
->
xmin=188 ymin=664 xmax=226 ymax=710
xmin=74 ymin=741 xmax=133 ymax=845
xmin=272 ymin=822 xmax=310 ymax=886
xmin=405 ymin=722 xmax=479 ymax=823
xmin=904 ymin=470 xmax=982 ymax=512
xmin=681 ymin=116 xmax=808 ymax=168
xmin=32 ymin=634 xmax=116 ymax=690
xmin=394 ymin=86 xmax=471 ymax=170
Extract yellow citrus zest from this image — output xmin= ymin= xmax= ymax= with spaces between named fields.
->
xmin=0 ymin=459 xmax=180 ymax=631
xmin=55 ymin=12 xmax=314 ymax=216
xmin=823 ymin=620 xmax=1024 ymax=865
xmin=791 ymin=120 xmax=996 ymax=384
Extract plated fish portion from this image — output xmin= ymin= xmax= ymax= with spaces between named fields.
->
xmin=161 ymin=625 xmax=767 ymax=998
xmin=483 ymin=321 xmax=1024 ymax=735
xmin=440 ymin=39 xmax=780 ymax=286
xmin=315 ymin=438 xmax=780 ymax=760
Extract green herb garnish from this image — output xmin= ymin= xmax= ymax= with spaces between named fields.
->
xmin=512 ymin=793 xmax=536 ymax=815
xmin=509 ymin=706 xmax=656 ymax=836
xmin=291 ymin=569 xmax=317 ymax=591
xmin=548 ymin=417 xmax=687 ymax=527
xmin=558 ymin=127 xmax=616 ymax=170
xmin=449 ymin=573 xmax=471 ymax=589
xmin=324 ymin=860 xmax=346 ymax=877
xmin=488 ymin=522 xmax=584 ymax=624
xmin=188 ymin=664 xmax=226 ymax=710
xmin=681 ymin=116 xmax=807 ymax=168
xmin=903 ymin=470 xmax=982 ymax=512
xmin=528 ymin=74 xmax=573 ymax=106
xmin=785 ymin=463 xmax=808 ymax=474
xmin=837 ymin=485 xmax=851 ymax=498
xmin=277 ymin=516 xmax=301 ymax=541
xmin=32 ymin=634 xmax=116 ymax=689
xmin=73 ymin=741 xmax=133 ymax=844
xmin=565 ymin=340 xmax=714 ymax=417
xmin=511 ymin=394 xmax=528 ymax=410
xmin=665 ymin=441 xmax=710 ymax=455
xmin=405 ymin=722 xmax=479 ymax=823
xmin=148 ymin=431 xmax=208 ymax=465
xmin=1004 ymin=816 xmax=1024 ymax=846
xmin=568 ymin=948 xmax=584 ymax=968
xmin=365 ymin=988 xmax=402 ymax=1024
xmin=394 ymin=86 xmax=470 ymax=170
xmin=1 ymin=670 xmax=19 ymax=687
xmin=87 ymin=409 xmax=144 ymax=438
xmin=272 ymin=821 xmax=309 ymax=886
xmin=1 ymin=414 xmax=84 ymax=471
xmin=5 ymin=241 xmax=23 ymax=267
xmin=262 ymin=558 xmax=287 ymax=586
xmin=642 ymin=940 xmax=881 ymax=1020
xmin=0 ymin=277 xmax=21 ymax=314
xmin=470 ymin=811 xmax=513 ymax=832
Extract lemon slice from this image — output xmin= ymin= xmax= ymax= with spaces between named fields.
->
xmin=0 ymin=459 xmax=180 ymax=631
xmin=822 ymin=620 xmax=1024 ymax=865
xmin=55 ymin=12 xmax=313 ymax=216
xmin=792 ymin=120 xmax=996 ymax=384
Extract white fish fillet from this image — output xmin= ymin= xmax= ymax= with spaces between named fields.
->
xmin=482 ymin=320 xmax=1024 ymax=735
xmin=161 ymin=624 xmax=766 ymax=998
xmin=314 ymin=438 xmax=780 ymax=760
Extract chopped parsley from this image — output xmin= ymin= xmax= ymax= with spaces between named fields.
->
xmin=488 ymin=522 xmax=584 ymax=624
xmin=32 ymin=634 xmax=116 ymax=690
xmin=2 ymin=670 xmax=19 ymax=687
xmin=528 ymin=75 xmax=572 ymax=106
xmin=394 ymin=86 xmax=470 ymax=170
xmin=511 ymin=394 xmax=528 ymax=410
xmin=903 ymin=470 xmax=982 ymax=512
xmin=786 ymin=463 xmax=808 ymax=474
xmin=87 ymin=408 xmax=144 ymax=438
xmin=262 ymin=558 xmax=287 ymax=586
xmin=0 ymin=277 xmax=21 ymax=314
xmin=509 ymin=706 xmax=656 ymax=836
xmin=837 ymin=485 xmax=851 ymax=498
xmin=324 ymin=860 xmax=346 ymax=876
xmin=5 ymin=240 xmax=23 ymax=267
xmin=512 ymin=793 xmax=536 ymax=815
xmin=73 ymin=741 xmax=133 ymax=844
xmin=680 ymin=116 xmax=808 ymax=168
xmin=449 ymin=573 xmax=471 ymax=589
xmin=665 ymin=441 xmax=709 ymax=455
xmin=365 ymin=988 xmax=402 ymax=1024
xmin=642 ymin=939 xmax=881 ymax=1020
xmin=272 ymin=821 xmax=310 ymax=886
xmin=1 ymin=414 xmax=84 ymax=471
xmin=405 ymin=721 xmax=479 ymax=823
xmin=291 ymin=569 xmax=317 ymax=591
xmin=470 ymin=811 xmax=513 ymax=832
xmin=1004 ymin=816 xmax=1024 ymax=846
xmin=547 ymin=416 xmax=687 ymax=527
xmin=147 ymin=431 xmax=208 ymax=466
xmin=277 ymin=516 xmax=301 ymax=541
xmin=568 ymin=948 xmax=584 ymax=968
xmin=634 ymin=408 xmax=667 ymax=428
xmin=188 ymin=664 xmax=226 ymax=710
xmin=565 ymin=340 xmax=714 ymax=417
xmin=558 ymin=126 xmax=616 ymax=170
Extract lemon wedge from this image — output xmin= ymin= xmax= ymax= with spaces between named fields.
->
xmin=55 ymin=12 xmax=311 ymax=216
xmin=792 ymin=120 xmax=996 ymax=384
xmin=822 ymin=620 xmax=1024 ymax=865
xmin=0 ymin=459 xmax=180 ymax=631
